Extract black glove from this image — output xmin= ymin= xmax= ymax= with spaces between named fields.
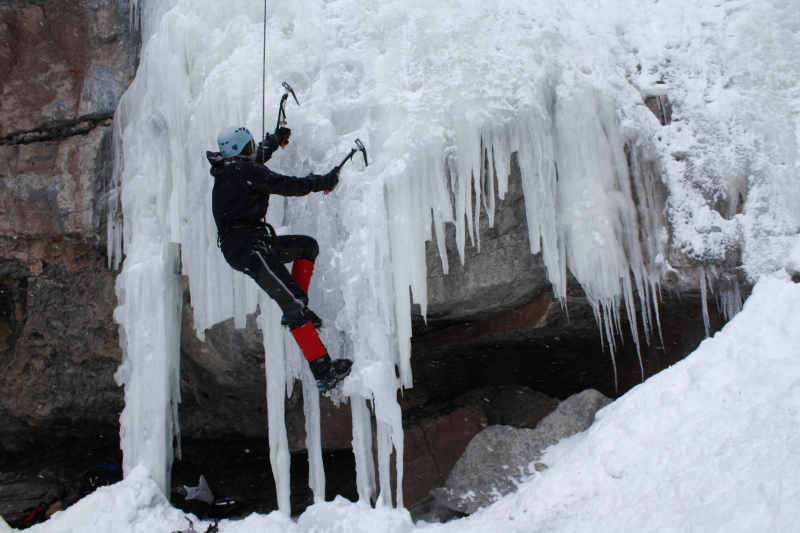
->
xmin=311 ymin=168 xmax=340 ymax=193
xmin=274 ymin=127 xmax=291 ymax=147
xmin=323 ymin=167 xmax=340 ymax=192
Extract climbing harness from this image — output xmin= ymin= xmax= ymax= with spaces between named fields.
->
xmin=217 ymin=220 xmax=276 ymax=248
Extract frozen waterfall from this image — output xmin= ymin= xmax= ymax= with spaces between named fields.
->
xmin=109 ymin=0 xmax=799 ymax=511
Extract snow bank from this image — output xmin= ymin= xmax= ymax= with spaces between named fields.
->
xmin=428 ymin=275 xmax=800 ymax=532
xmin=25 ymin=467 xmax=191 ymax=533
xmin=20 ymin=466 xmax=296 ymax=533
xmin=22 ymin=276 xmax=800 ymax=532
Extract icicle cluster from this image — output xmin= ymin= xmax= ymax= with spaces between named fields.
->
xmin=697 ymin=266 xmax=745 ymax=338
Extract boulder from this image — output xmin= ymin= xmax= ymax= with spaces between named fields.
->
xmin=407 ymin=495 xmax=464 ymax=524
xmin=533 ymin=388 xmax=612 ymax=444
xmin=399 ymin=384 xmax=563 ymax=508
xmin=430 ymin=389 xmax=611 ymax=514
xmin=455 ymin=384 xmax=560 ymax=429
xmin=377 ymin=403 xmax=488 ymax=508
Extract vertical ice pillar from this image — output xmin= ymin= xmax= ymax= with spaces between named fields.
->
xmin=351 ymin=396 xmax=376 ymax=502
xmin=258 ymin=293 xmax=292 ymax=515
xmin=301 ymin=363 xmax=326 ymax=504
xmin=113 ymin=242 xmax=183 ymax=495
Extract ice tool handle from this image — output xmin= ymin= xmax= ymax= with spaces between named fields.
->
xmin=326 ymin=139 xmax=368 ymax=194
xmin=275 ymin=81 xmax=300 ymax=146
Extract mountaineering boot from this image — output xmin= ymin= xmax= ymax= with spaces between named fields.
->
xmin=308 ymin=354 xmax=353 ymax=393
xmin=281 ymin=308 xmax=323 ymax=329
xmin=305 ymin=308 xmax=323 ymax=329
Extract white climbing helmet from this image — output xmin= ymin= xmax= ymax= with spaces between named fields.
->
xmin=217 ymin=125 xmax=253 ymax=158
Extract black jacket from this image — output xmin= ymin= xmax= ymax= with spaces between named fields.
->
xmin=209 ymin=137 xmax=325 ymax=264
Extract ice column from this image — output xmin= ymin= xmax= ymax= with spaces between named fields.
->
xmin=257 ymin=294 xmax=292 ymax=514
xmin=111 ymin=98 xmax=184 ymax=493
xmin=113 ymin=243 xmax=182 ymax=494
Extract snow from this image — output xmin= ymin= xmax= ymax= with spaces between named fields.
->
xmin=21 ymin=275 xmax=800 ymax=532
xmin=429 ymin=274 xmax=800 ymax=533
xmin=96 ymin=0 xmax=800 ymax=526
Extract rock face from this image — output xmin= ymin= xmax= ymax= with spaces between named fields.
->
xmin=430 ymin=389 xmax=612 ymax=514
xmin=454 ymin=384 xmax=560 ymax=429
xmin=422 ymin=163 xmax=551 ymax=324
xmin=0 ymin=0 xmax=139 ymax=447
xmin=0 ymin=0 xmax=137 ymax=137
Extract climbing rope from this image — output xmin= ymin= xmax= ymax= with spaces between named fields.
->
xmin=262 ymin=0 xmax=268 ymax=142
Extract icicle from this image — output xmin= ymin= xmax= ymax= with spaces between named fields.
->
xmin=171 ymin=363 xmax=182 ymax=461
xmin=376 ymin=419 xmax=393 ymax=506
xmin=455 ymin=118 xmax=483 ymax=252
xmin=113 ymin=242 xmax=183 ymax=495
xmin=718 ymin=272 xmax=743 ymax=321
xmin=129 ymin=0 xmax=140 ymax=30
xmin=301 ymin=361 xmax=325 ymax=504
xmin=387 ymin=159 xmax=428 ymax=388
xmin=492 ymin=122 xmax=511 ymax=201
xmin=350 ymin=397 xmax=376 ymax=503
xmin=258 ymin=294 xmax=291 ymax=515
xmin=651 ymin=282 xmax=666 ymax=351
xmin=429 ymin=147 xmax=453 ymax=275
xmin=698 ymin=266 xmax=711 ymax=338
xmin=481 ymin=128 xmax=496 ymax=228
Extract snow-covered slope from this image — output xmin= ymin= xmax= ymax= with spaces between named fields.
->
xmin=430 ymin=274 xmax=800 ymax=533
xmin=18 ymin=274 xmax=800 ymax=532
xmin=104 ymin=0 xmax=799 ymax=517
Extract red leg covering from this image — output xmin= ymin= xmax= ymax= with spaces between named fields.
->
xmin=291 ymin=259 xmax=315 ymax=294
xmin=291 ymin=321 xmax=327 ymax=362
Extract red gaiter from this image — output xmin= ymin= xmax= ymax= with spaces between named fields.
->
xmin=290 ymin=260 xmax=324 ymax=362
xmin=291 ymin=321 xmax=326 ymax=362
xmin=292 ymin=259 xmax=315 ymax=294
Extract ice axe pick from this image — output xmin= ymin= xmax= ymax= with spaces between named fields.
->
xmin=326 ymin=139 xmax=368 ymax=194
xmin=275 ymin=81 xmax=300 ymax=146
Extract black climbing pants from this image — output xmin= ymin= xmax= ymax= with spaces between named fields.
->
xmin=231 ymin=233 xmax=320 ymax=329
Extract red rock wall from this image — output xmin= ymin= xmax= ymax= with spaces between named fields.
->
xmin=0 ymin=0 xmax=135 ymax=137
xmin=0 ymin=0 xmax=139 ymax=444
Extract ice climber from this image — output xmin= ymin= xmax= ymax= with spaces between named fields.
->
xmin=208 ymin=125 xmax=353 ymax=392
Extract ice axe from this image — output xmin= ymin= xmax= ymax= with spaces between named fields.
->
xmin=325 ymin=138 xmax=368 ymax=194
xmin=275 ymin=81 xmax=300 ymax=146
xmin=335 ymin=138 xmax=368 ymax=172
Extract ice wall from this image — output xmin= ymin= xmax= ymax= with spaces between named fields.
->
xmin=111 ymin=0 xmax=799 ymax=506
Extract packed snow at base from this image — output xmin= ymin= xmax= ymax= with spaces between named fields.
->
xmin=14 ymin=0 xmax=799 ymax=530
